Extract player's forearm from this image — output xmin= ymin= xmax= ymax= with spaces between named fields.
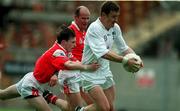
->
xmin=102 ymin=50 xmax=123 ymax=63
xmin=122 ymin=47 xmax=135 ymax=56
xmin=64 ymin=61 xmax=87 ymax=70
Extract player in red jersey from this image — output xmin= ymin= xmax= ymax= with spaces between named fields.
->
xmin=0 ymin=25 xmax=99 ymax=111
xmin=69 ymin=6 xmax=90 ymax=61
xmin=48 ymin=6 xmax=93 ymax=111
xmin=69 ymin=5 xmax=93 ymax=105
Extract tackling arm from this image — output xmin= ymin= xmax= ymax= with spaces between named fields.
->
xmin=64 ymin=61 xmax=100 ymax=71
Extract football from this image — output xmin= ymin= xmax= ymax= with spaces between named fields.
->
xmin=123 ymin=53 xmax=142 ymax=73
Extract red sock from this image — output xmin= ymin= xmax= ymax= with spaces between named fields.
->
xmin=48 ymin=95 xmax=58 ymax=104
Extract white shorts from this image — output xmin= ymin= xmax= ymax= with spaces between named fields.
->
xmin=15 ymin=72 xmax=48 ymax=99
xmin=58 ymin=70 xmax=82 ymax=94
xmin=82 ymin=76 xmax=115 ymax=92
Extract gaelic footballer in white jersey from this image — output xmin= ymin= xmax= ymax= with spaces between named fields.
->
xmin=81 ymin=18 xmax=129 ymax=86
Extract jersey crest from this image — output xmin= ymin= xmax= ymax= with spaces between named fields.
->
xmin=68 ymin=52 xmax=73 ymax=58
xmin=104 ymin=35 xmax=107 ymax=41
xmin=112 ymin=31 xmax=116 ymax=35
xmin=79 ymin=38 xmax=83 ymax=44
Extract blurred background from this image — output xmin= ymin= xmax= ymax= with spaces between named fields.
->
xmin=0 ymin=0 xmax=180 ymax=111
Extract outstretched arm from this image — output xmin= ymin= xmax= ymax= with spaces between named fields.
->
xmin=64 ymin=61 xmax=100 ymax=71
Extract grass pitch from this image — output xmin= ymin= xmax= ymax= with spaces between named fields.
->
xmin=0 ymin=108 xmax=32 ymax=111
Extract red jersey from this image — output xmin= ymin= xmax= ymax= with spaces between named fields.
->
xmin=69 ymin=22 xmax=86 ymax=61
xmin=33 ymin=42 xmax=70 ymax=83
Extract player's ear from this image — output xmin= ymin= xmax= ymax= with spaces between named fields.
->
xmin=73 ymin=15 xmax=76 ymax=20
xmin=101 ymin=12 xmax=106 ymax=17
xmin=74 ymin=15 xmax=79 ymax=21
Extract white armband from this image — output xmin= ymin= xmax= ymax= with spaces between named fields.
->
xmin=122 ymin=56 xmax=128 ymax=65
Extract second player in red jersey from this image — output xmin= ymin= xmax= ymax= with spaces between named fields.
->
xmin=69 ymin=22 xmax=86 ymax=61
xmin=69 ymin=6 xmax=90 ymax=61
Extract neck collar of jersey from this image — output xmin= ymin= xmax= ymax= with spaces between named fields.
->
xmin=97 ymin=18 xmax=107 ymax=30
xmin=98 ymin=17 xmax=113 ymax=31
xmin=72 ymin=21 xmax=80 ymax=31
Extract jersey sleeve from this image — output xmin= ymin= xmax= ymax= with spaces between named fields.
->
xmin=86 ymin=26 xmax=109 ymax=59
xmin=51 ymin=49 xmax=69 ymax=70
xmin=114 ymin=24 xmax=129 ymax=54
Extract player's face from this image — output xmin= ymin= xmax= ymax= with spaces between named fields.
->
xmin=75 ymin=11 xmax=90 ymax=31
xmin=104 ymin=11 xmax=119 ymax=29
xmin=65 ymin=37 xmax=76 ymax=52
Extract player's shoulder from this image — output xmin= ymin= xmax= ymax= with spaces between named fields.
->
xmin=69 ymin=23 xmax=77 ymax=31
xmin=113 ymin=23 xmax=121 ymax=29
xmin=112 ymin=23 xmax=122 ymax=34
xmin=51 ymin=43 xmax=66 ymax=57
xmin=89 ymin=19 xmax=101 ymax=30
xmin=53 ymin=49 xmax=66 ymax=57
xmin=68 ymin=24 xmax=73 ymax=30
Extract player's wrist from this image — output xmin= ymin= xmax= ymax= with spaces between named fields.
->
xmin=122 ymin=56 xmax=128 ymax=65
xmin=84 ymin=65 xmax=88 ymax=70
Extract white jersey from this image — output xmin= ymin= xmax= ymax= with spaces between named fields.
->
xmin=81 ymin=18 xmax=129 ymax=83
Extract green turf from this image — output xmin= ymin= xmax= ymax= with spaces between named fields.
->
xmin=0 ymin=109 xmax=32 ymax=111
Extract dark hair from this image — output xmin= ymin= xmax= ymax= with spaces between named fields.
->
xmin=57 ymin=25 xmax=75 ymax=44
xmin=100 ymin=1 xmax=120 ymax=15
xmin=74 ymin=6 xmax=81 ymax=17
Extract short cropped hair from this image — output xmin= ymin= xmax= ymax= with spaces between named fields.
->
xmin=57 ymin=25 xmax=75 ymax=44
xmin=100 ymin=1 xmax=120 ymax=15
